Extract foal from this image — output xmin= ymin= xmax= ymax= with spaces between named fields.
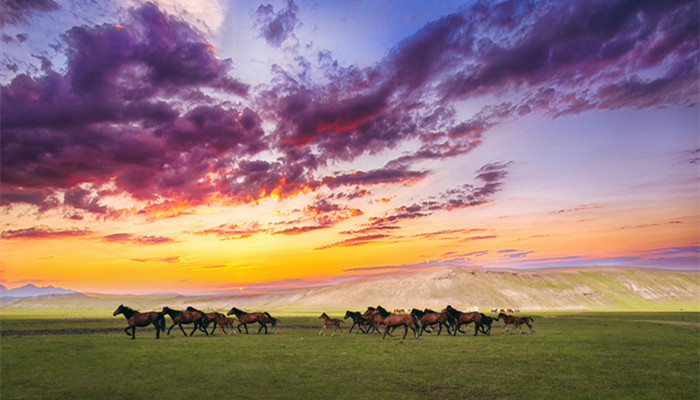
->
xmin=319 ymin=312 xmax=344 ymax=336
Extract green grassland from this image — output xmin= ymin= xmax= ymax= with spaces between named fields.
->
xmin=1 ymin=312 xmax=698 ymax=399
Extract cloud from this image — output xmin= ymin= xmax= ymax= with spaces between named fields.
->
xmin=131 ymin=256 xmax=180 ymax=263
xmin=0 ymin=0 xmax=58 ymax=27
xmin=252 ymin=0 xmax=300 ymax=47
xmin=1 ymin=0 xmax=696 ymax=221
xmin=1 ymin=225 xmax=92 ymax=240
xmin=316 ymin=234 xmax=391 ymax=250
xmin=102 ymin=233 xmax=176 ymax=245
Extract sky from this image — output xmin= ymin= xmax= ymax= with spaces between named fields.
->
xmin=1 ymin=0 xmax=698 ymax=295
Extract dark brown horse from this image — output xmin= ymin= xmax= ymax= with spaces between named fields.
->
xmin=113 ymin=304 xmax=166 ymax=340
xmin=363 ymin=306 xmax=384 ymax=334
xmin=162 ymin=306 xmax=209 ymax=336
xmin=227 ymin=307 xmax=279 ymax=334
xmin=410 ymin=308 xmax=451 ymax=336
xmin=443 ymin=305 xmax=484 ymax=336
xmin=186 ymin=307 xmax=228 ymax=335
xmin=344 ymin=310 xmax=370 ymax=333
xmin=498 ymin=312 xmax=535 ymax=334
xmin=319 ymin=312 xmax=344 ymax=336
xmin=372 ymin=306 xmax=419 ymax=340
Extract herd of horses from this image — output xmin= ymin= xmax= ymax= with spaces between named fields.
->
xmin=334 ymin=305 xmax=534 ymax=339
xmin=113 ymin=304 xmax=533 ymax=340
xmin=113 ymin=305 xmax=279 ymax=339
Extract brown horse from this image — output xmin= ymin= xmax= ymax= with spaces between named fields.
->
xmin=373 ymin=306 xmax=419 ymax=340
xmin=410 ymin=308 xmax=451 ymax=336
xmin=186 ymin=307 xmax=229 ymax=335
xmin=319 ymin=312 xmax=344 ymax=336
xmin=443 ymin=305 xmax=485 ymax=336
xmin=363 ymin=306 xmax=385 ymax=334
xmin=227 ymin=307 xmax=279 ymax=334
xmin=344 ymin=311 xmax=370 ymax=333
xmin=498 ymin=312 xmax=535 ymax=334
xmin=113 ymin=304 xmax=166 ymax=340
xmin=216 ymin=316 xmax=237 ymax=335
xmin=162 ymin=306 xmax=209 ymax=336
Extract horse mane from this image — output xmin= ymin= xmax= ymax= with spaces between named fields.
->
xmin=117 ymin=304 xmax=136 ymax=318
xmin=411 ymin=308 xmax=424 ymax=317
xmin=375 ymin=305 xmax=390 ymax=317
xmin=162 ymin=306 xmax=181 ymax=316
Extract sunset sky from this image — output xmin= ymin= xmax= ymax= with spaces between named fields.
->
xmin=1 ymin=0 xmax=698 ymax=294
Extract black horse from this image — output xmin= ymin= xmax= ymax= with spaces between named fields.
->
xmin=344 ymin=311 xmax=370 ymax=333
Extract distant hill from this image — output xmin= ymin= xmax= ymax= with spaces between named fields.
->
xmin=0 ymin=283 xmax=78 ymax=298
xmin=1 ymin=267 xmax=698 ymax=312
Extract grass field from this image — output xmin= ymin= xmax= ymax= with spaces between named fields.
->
xmin=1 ymin=312 xmax=698 ymax=399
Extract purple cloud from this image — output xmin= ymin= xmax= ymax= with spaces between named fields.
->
xmin=102 ymin=233 xmax=176 ymax=245
xmin=1 ymin=226 xmax=91 ymax=240
xmin=1 ymin=0 xmax=58 ymax=27
xmin=252 ymin=0 xmax=300 ymax=47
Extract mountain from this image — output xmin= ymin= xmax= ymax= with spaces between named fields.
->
xmin=0 ymin=283 xmax=78 ymax=298
xmin=1 ymin=267 xmax=698 ymax=312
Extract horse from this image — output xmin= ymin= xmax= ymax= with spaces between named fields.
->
xmin=410 ymin=309 xmax=451 ymax=336
xmin=498 ymin=312 xmax=535 ymax=334
xmin=216 ymin=316 xmax=238 ymax=335
xmin=186 ymin=307 xmax=228 ymax=335
xmin=162 ymin=306 xmax=209 ymax=336
xmin=344 ymin=311 xmax=370 ymax=333
xmin=363 ymin=306 xmax=384 ymax=334
xmin=372 ymin=305 xmax=419 ymax=340
xmin=477 ymin=313 xmax=497 ymax=335
xmin=443 ymin=305 xmax=485 ymax=336
xmin=227 ymin=307 xmax=279 ymax=334
xmin=113 ymin=304 xmax=166 ymax=340
xmin=319 ymin=312 xmax=344 ymax=336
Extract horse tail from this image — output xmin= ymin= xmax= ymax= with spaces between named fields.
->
xmin=201 ymin=312 xmax=209 ymax=327
xmin=156 ymin=312 xmax=166 ymax=331
xmin=264 ymin=312 xmax=277 ymax=327
xmin=410 ymin=314 xmax=420 ymax=331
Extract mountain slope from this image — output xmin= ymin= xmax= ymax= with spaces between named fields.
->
xmin=2 ymin=267 xmax=698 ymax=312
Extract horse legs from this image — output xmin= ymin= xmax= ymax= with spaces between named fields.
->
xmin=319 ymin=325 xmax=326 ymax=336
xmin=258 ymin=322 xmax=268 ymax=334
xmin=178 ymin=323 xmax=188 ymax=336
xmin=129 ymin=326 xmax=136 ymax=340
xmin=167 ymin=323 xmax=177 ymax=335
xmin=123 ymin=326 xmax=132 ymax=337
xmin=401 ymin=325 xmax=408 ymax=340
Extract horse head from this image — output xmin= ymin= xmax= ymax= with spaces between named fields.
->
xmin=410 ymin=308 xmax=424 ymax=318
xmin=227 ymin=307 xmax=242 ymax=316
xmin=113 ymin=304 xmax=124 ymax=316
xmin=344 ymin=311 xmax=353 ymax=319
xmin=319 ymin=312 xmax=328 ymax=319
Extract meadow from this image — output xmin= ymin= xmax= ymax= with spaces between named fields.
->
xmin=1 ymin=312 xmax=698 ymax=399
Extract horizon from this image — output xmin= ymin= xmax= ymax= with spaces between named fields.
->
xmin=1 ymin=0 xmax=698 ymax=295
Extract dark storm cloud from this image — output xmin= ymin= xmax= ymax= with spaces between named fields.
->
xmin=1 ymin=0 xmax=696 ymax=220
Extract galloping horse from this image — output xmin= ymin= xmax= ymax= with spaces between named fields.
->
xmin=372 ymin=306 xmax=419 ymax=340
xmin=319 ymin=313 xmax=344 ymax=336
xmin=498 ymin=312 xmax=535 ymax=334
xmin=410 ymin=309 xmax=451 ymax=336
xmin=113 ymin=304 xmax=166 ymax=340
xmin=344 ymin=311 xmax=370 ymax=333
xmin=477 ymin=313 xmax=497 ymax=335
xmin=443 ymin=305 xmax=485 ymax=336
xmin=363 ymin=306 xmax=384 ymax=334
xmin=162 ymin=306 xmax=209 ymax=336
xmin=227 ymin=307 xmax=279 ymax=334
xmin=186 ymin=307 xmax=228 ymax=335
